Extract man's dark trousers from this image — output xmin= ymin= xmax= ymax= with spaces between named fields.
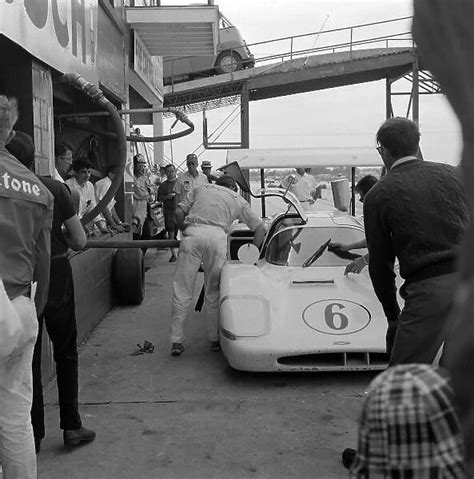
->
xmin=31 ymin=257 xmax=81 ymax=441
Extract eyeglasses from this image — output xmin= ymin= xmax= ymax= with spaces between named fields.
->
xmin=376 ymin=145 xmax=383 ymax=155
xmin=187 ymin=162 xmax=198 ymax=166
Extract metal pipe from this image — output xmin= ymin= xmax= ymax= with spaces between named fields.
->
xmin=85 ymin=239 xmax=180 ymax=249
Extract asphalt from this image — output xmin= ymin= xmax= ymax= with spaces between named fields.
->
xmin=37 ymin=247 xmax=377 ymax=479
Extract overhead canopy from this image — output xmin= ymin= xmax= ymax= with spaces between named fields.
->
xmin=126 ymin=6 xmax=219 ymax=56
xmin=226 ymin=147 xmax=383 ymax=169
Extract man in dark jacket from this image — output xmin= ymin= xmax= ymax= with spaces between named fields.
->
xmin=365 ymin=117 xmax=468 ymax=364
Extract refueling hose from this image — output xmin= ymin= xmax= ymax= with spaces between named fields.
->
xmin=62 ymin=73 xmax=127 ymax=227
xmin=61 ymin=74 xmax=194 ymax=227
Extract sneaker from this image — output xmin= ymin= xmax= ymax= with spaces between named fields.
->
xmin=171 ymin=342 xmax=184 ymax=356
xmin=342 ymin=448 xmax=357 ymax=469
xmin=169 ymin=255 xmax=177 ymax=263
xmin=210 ymin=341 xmax=221 ymax=352
xmin=63 ymin=426 xmax=96 ymax=447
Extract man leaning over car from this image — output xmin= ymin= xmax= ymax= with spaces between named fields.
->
xmin=169 ymin=175 xmax=266 ymax=356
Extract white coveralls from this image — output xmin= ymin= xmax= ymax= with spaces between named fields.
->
xmin=170 ymin=184 xmax=263 ymax=344
xmin=0 ymin=293 xmax=38 ymax=478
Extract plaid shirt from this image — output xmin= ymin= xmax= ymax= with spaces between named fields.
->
xmin=350 ymin=364 xmax=467 ymax=478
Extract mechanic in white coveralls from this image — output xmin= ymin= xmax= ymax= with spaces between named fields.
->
xmin=170 ymin=175 xmax=266 ymax=356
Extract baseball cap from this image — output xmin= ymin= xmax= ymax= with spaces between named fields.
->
xmin=201 ymin=160 xmax=212 ymax=168
xmin=186 ymin=153 xmax=198 ymax=162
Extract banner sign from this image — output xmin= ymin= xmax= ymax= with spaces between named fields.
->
xmin=1 ymin=0 xmax=98 ymax=83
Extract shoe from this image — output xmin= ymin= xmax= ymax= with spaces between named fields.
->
xmin=210 ymin=341 xmax=221 ymax=352
xmin=63 ymin=426 xmax=96 ymax=446
xmin=171 ymin=342 xmax=184 ymax=356
xmin=34 ymin=437 xmax=42 ymax=454
xmin=342 ymin=448 xmax=357 ymax=469
xmin=169 ymin=255 xmax=177 ymax=263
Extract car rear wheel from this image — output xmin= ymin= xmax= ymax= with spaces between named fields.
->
xmin=114 ymin=248 xmax=145 ymax=305
xmin=215 ymin=51 xmax=243 ymax=74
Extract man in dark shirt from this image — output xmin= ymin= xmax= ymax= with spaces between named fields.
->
xmin=6 ymin=132 xmax=96 ymax=452
xmin=0 ymin=97 xmax=53 ymax=477
xmin=158 ymin=163 xmax=178 ymax=262
xmin=364 ymin=117 xmax=468 ymax=365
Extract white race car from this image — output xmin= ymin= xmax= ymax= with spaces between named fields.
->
xmin=218 ymin=152 xmax=400 ymax=372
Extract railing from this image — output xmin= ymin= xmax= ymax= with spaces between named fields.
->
xmin=163 ymin=16 xmax=414 ymax=87
xmin=247 ymin=16 xmax=414 ymax=67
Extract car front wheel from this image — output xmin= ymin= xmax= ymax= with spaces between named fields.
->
xmin=215 ymin=51 xmax=243 ymax=75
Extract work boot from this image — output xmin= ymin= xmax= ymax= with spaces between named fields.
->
xmin=63 ymin=426 xmax=96 ymax=447
xmin=171 ymin=342 xmax=185 ymax=356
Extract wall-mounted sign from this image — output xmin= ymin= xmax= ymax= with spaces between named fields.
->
xmin=134 ymin=32 xmax=163 ymax=99
xmin=0 ymin=0 xmax=98 ymax=83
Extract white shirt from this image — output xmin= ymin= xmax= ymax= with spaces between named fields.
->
xmin=290 ymin=173 xmax=316 ymax=201
xmin=179 ymin=184 xmax=263 ymax=233
xmin=95 ymin=176 xmax=115 ymax=212
xmin=174 ymin=171 xmax=208 ymax=203
xmin=66 ymin=178 xmax=102 ymax=221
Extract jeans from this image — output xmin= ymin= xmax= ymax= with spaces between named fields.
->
xmin=31 ymin=258 xmax=81 ymax=442
xmin=0 ymin=295 xmax=38 ymax=479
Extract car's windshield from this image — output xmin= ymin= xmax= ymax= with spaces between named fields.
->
xmin=265 ymin=226 xmax=367 ymax=267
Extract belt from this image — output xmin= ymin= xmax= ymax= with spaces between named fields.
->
xmin=51 ymin=252 xmax=68 ymax=260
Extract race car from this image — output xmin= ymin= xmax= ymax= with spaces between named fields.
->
xmin=218 ymin=155 xmax=401 ymax=372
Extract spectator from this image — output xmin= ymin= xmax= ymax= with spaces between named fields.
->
xmin=132 ymin=154 xmax=152 ymax=246
xmin=0 ymin=96 xmax=53 ymax=478
xmin=54 ymin=140 xmax=80 ymax=212
xmin=283 ymin=167 xmax=318 ymax=210
xmin=330 ymin=174 xmax=379 ymax=275
xmin=201 ymin=160 xmax=220 ymax=183
xmin=6 ymin=131 xmax=96 ymax=452
xmin=349 ymin=364 xmax=467 ymax=478
xmin=365 ymin=117 xmax=468 ymax=364
xmin=173 ymin=153 xmax=208 ymax=203
xmin=170 ymin=176 xmax=266 ymax=356
xmin=95 ymin=165 xmax=129 ymax=232
xmin=66 ymin=158 xmax=109 ymax=236
xmin=157 ymin=163 xmax=179 ymax=262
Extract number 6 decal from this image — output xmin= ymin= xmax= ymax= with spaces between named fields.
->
xmin=324 ymin=302 xmax=349 ymax=330
xmin=303 ymin=299 xmax=371 ymax=335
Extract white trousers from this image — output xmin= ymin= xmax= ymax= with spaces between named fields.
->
xmin=170 ymin=225 xmax=227 ymax=344
xmin=0 ymin=295 xmax=38 ymax=479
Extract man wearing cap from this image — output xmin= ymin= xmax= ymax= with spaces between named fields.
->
xmin=173 ymin=153 xmax=208 ymax=202
xmin=201 ymin=160 xmax=220 ymax=183
xmin=169 ymin=176 xmax=266 ymax=356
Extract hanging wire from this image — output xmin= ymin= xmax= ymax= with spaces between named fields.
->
xmin=302 ymin=14 xmax=330 ymax=68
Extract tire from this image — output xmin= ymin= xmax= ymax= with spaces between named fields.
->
xmin=215 ymin=51 xmax=243 ymax=75
xmin=114 ymin=248 xmax=145 ymax=305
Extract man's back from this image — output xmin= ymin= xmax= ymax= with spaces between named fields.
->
xmin=0 ymin=146 xmax=53 ymax=309
xmin=180 ymin=183 xmax=261 ymax=233
xmin=364 ymin=159 xmax=468 ymax=282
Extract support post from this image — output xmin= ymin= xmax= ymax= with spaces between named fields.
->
xmin=241 ymin=83 xmax=251 ymax=203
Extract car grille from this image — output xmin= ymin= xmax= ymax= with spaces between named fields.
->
xmin=277 ymin=352 xmax=388 ymax=370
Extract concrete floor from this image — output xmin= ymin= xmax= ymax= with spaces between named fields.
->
xmin=37 ymin=248 xmax=376 ymax=479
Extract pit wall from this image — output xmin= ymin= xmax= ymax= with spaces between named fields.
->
xmin=39 ymin=232 xmax=130 ymax=384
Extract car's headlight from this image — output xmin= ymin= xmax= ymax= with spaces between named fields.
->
xmin=220 ymin=296 xmax=269 ymax=339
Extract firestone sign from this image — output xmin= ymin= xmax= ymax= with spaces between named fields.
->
xmin=1 ymin=0 xmax=98 ymax=83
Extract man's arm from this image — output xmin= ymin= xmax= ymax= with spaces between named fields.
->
xmin=363 ymin=191 xmax=400 ymax=321
xmin=252 ymin=223 xmax=266 ymax=248
xmin=33 ymin=204 xmax=53 ymax=316
xmin=63 ymin=214 xmax=87 ymax=250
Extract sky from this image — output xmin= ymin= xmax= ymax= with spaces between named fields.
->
xmin=153 ymin=0 xmax=462 ymax=170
